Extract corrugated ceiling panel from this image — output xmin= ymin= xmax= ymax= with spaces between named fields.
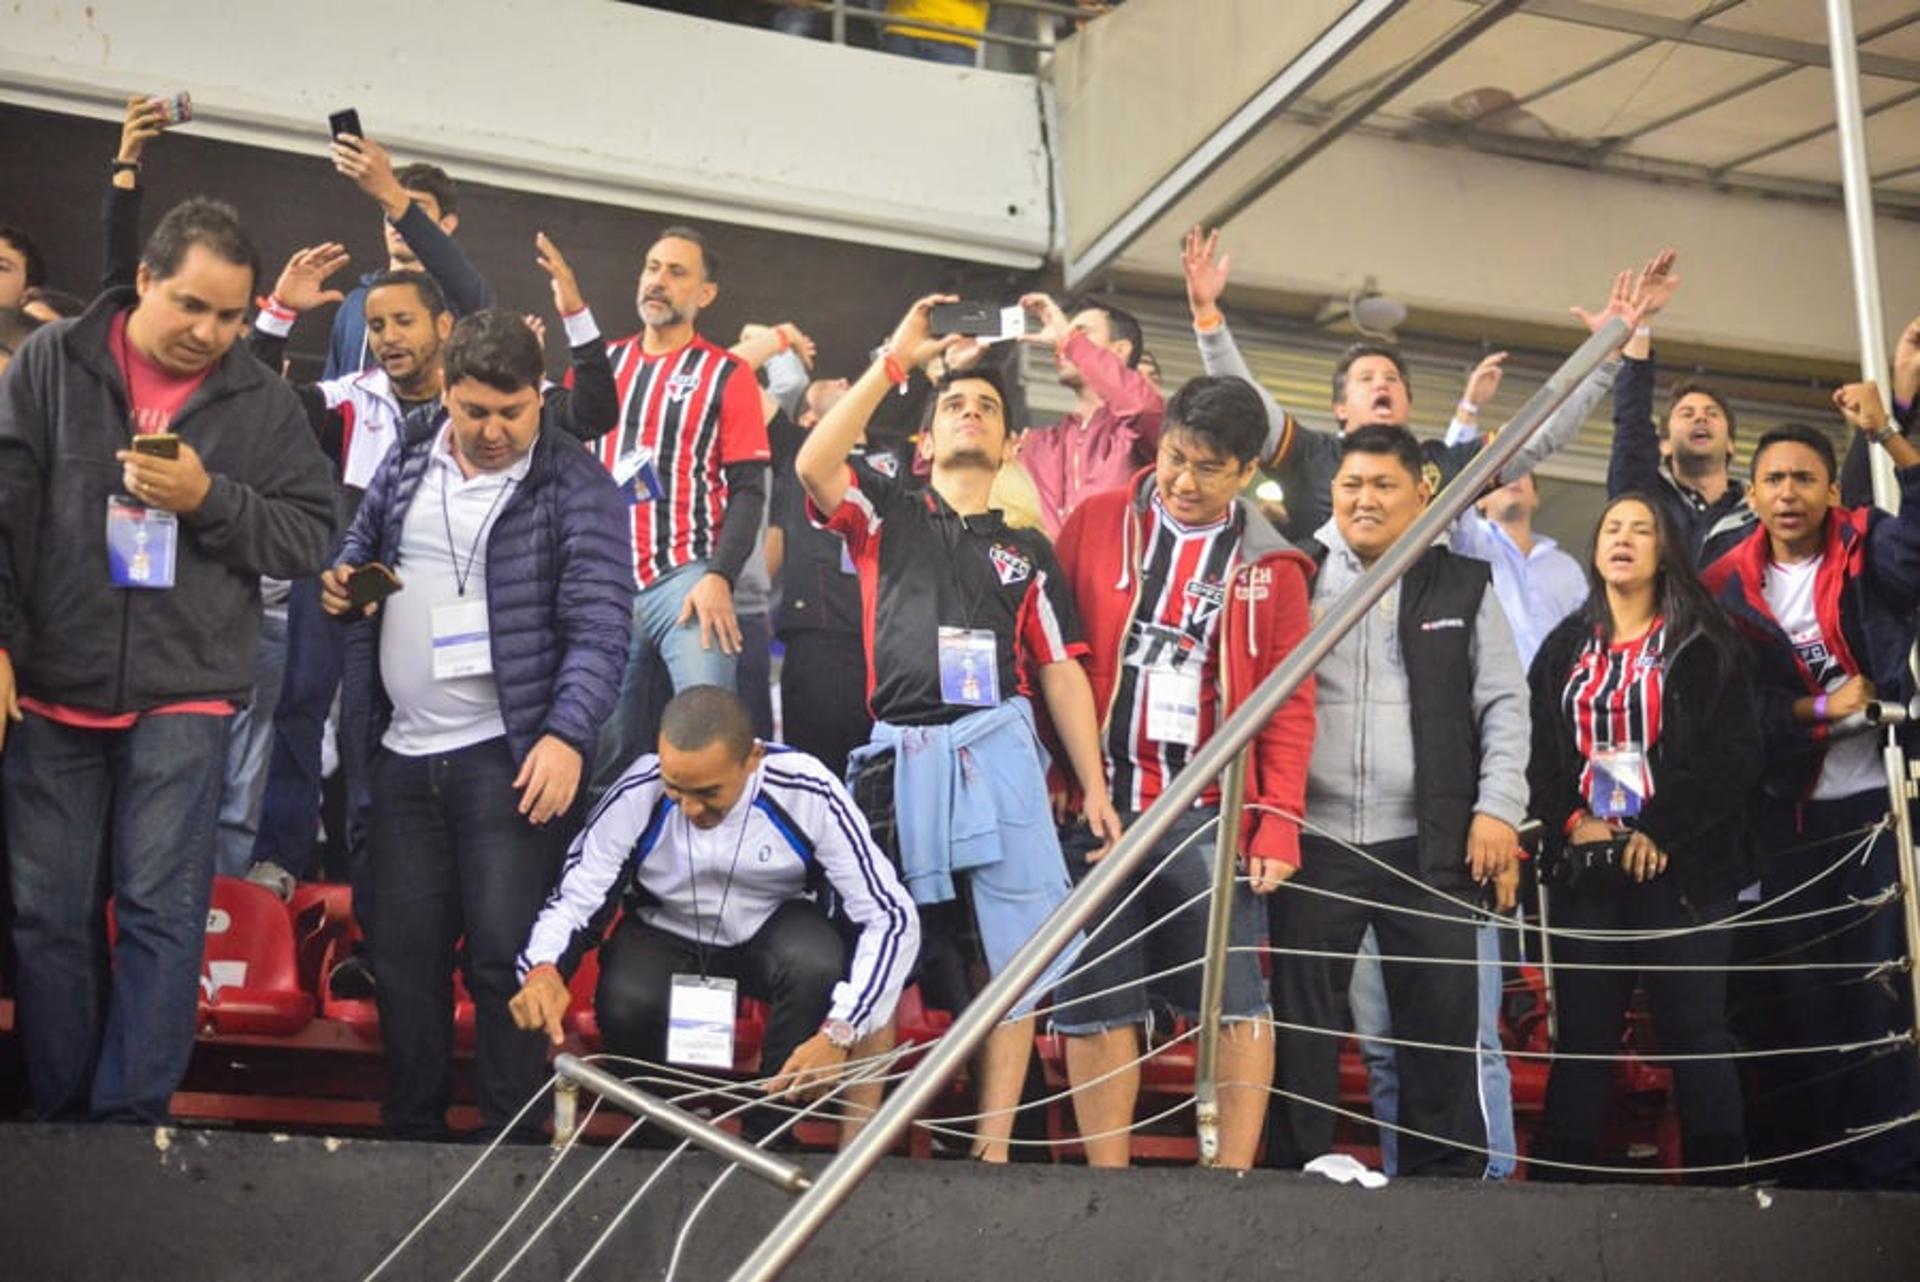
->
xmin=1630 ymin=67 xmax=1911 ymax=166
xmin=1705 ymin=0 xmax=1920 ymax=44
xmin=1864 ymin=17 xmax=1920 ymax=59
xmin=1302 ymin=0 xmax=1479 ymax=109
xmin=1372 ymin=12 xmax=1643 ymax=118
xmin=1739 ymin=94 xmax=1920 ymax=182
xmin=1519 ymin=42 xmax=1780 ymax=141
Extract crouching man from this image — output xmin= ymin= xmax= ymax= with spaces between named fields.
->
xmin=511 ymin=686 xmax=920 ymax=1144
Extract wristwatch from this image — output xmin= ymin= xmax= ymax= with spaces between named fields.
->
xmin=819 ymin=1018 xmax=857 ymax=1050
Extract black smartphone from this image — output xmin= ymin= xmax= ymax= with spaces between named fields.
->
xmin=345 ymin=562 xmax=402 ymax=609
xmin=328 ymin=108 xmax=364 ymax=141
xmin=131 ymin=433 xmax=181 ymax=460
xmin=928 ymin=301 xmax=1006 ymax=338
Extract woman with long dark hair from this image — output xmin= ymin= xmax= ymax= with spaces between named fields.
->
xmin=1525 ymin=493 xmax=1762 ymax=1180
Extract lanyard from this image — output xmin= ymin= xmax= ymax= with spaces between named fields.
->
xmin=440 ymin=465 xmax=516 ymax=598
xmin=934 ymin=503 xmax=998 ymax=631
xmin=683 ymin=780 xmax=758 ymax=978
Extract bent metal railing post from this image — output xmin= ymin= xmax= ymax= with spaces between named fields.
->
xmin=728 ymin=316 xmax=1630 ymax=1282
xmin=551 ymin=1056 xmax=813 ymax=1195
xmin=1193 ymin=746 xmax=1251 ymax=1166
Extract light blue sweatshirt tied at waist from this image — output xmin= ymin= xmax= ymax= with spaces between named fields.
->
xmin=848 ymin=697 xmax=1083 ymax=1013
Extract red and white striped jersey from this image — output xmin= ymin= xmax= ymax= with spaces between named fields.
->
xmin=593 ymin=334 xmax=769 ymax=588
xmin=1561 ymin=618 xmax=1666 ymax=811
xmin=1105 ymin=495 xmax=1241 ymax=811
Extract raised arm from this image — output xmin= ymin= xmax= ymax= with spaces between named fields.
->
xmin=332 ymin=132 xmax=495 ymax=316
xmin=102 ymin=96 xmax=167 ymax=292
xmin=532 ymin=233 xmax=620 ymax=442
xmin=798 ymin=294 xmax=956 ymax=517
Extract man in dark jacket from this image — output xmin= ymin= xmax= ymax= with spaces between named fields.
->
xmin=1606 ymin=252 xmax=1756 ymax=567
xmin=322 ymin=309 xmax=632 ymax=1140
xmin=1701 ymin=404 xmax=1920 ymax=1188
xmin=0 ymin=198 xmax=336 ymax=1123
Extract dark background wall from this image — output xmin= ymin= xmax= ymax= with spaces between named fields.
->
xmin=0 ymin=102 xmax=1041 ymax=381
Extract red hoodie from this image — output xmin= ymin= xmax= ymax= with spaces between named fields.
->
xmin=1055 ymin=469 xmax=1317 ymax=867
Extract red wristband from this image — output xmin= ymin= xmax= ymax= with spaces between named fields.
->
xmin=882 ymin=352 xmax=908 ymax=386
xmin=1563 ymin=809 xmax=1588 ymax=839
xmin=775 ymin=328 xmax=792 ymax=353
xmin=258 ymin=295 xmax=297 ymax=325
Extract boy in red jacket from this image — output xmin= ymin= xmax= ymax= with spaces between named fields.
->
xmin=1053 ymin=375 xmax=1316 ymax=1168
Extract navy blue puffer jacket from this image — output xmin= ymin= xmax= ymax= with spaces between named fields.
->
xmin=339 ymin=410 xmax=633 ymax=763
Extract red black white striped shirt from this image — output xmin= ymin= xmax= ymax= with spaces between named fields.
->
xmin=593 ymin=334 xmax=769 ymax=588
xmin=1105 ymin=495 xmax=1241 ymax=811
xmin=1561 ymin=619 xmax=1665 ymax=812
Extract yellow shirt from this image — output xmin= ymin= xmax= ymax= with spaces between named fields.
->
xmin=885 ymin=0 xmax=988 ymax=48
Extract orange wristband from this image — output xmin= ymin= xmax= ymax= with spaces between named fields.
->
xmin=775 ymin=328 xmax=792 ymax=353
xmin=882 ymin=352 xmax=908 ymax=386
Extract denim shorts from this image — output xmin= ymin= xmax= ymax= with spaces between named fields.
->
xmin=1049 ymin=806 xmax=1269 ymax=1035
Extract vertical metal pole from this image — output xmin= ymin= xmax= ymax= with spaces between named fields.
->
xmin=831 ymin=0 xmax=847 ymax=47
xmin=1193 ymin=748 xmax=1251 ymax=1168
xmin=1825 ymin=0 xmax=1900 ymax=514
xmin=1882 ymin=743 xmax=1920 ymax=1062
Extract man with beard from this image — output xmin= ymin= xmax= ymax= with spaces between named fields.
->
xmin=1606 ymin=253 xmax=1756 ymax=567
xmin=322 ymin=134 xmax=494 ymax=379
xmin=1005 ymin=293 xmax=1163 ymax=537
xmin=568 ymin=227 xmax=771 ymax=790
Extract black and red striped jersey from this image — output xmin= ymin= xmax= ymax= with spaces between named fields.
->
xmin=1105 ymin=494 xmax=1241 ymax=811
xmin=593 ymin=334 xmax=770 ymax=587
xmin=815 ymin=461 xmax=1085 ymax=727
xmin=1561 ymin=618 xmax=1666 ymax=812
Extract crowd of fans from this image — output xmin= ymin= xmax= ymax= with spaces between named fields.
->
xmin=2 ymin=91 xmax=1919 ymax=1192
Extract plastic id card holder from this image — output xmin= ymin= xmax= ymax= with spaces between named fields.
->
xmin=612 ymin=448 xmax=665 ymax=505
xmin=106 ymin=496 xmax=177 ymax=589
xmin=1143 ymin=667 xmax=1203 ymax=747
xmin=1589 ymin=742 xmax=1650 ymax=821
xmin=667 ymin=974 xmax=737 ymax=1069
xmin=430 ymin=600 xmax=493 ymax=680
xmin=937 ymin=627 xmax=999 ymax=708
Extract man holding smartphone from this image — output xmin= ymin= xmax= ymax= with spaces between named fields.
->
xmin=320 ymin=310 xmax=631 ymax=1140
xmin=0 ymin=198 xmax=335 ymax=1124
xmin=797 ymin=294 xmax=1120 ymax=1162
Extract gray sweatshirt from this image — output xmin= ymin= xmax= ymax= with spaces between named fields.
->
xmin=1195 ymin=320 xmax=1617 ymax=545
xmin=1304 ymin=519 xmax=1532 ymax=847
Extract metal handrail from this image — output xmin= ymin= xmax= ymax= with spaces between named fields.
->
xmin=552 ymin=1056 xmax=813 ymax=1195
xmin=726 ymin=314 xmax=1631 ymax=1282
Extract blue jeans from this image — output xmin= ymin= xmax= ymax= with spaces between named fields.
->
xmin=251 ymin=577 xmax=342 ymax=877
xmin=1350 ymin=920 xmax=1516 ymax=1178
xmin=5 ymin=710 xmax=229 ymax=1122
xmin=368 ymin=737 xmax=574 ymax=1137
xmin=592 ymin=561 xmax=740 ymax=789
xmin=216 ymin=607 xmax=288 ymax=876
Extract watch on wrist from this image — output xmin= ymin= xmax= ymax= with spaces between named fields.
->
xmin=820 ymin=1018 xmax=857 ymax=1050
xmin=110 ymin=158 xmax=142 ymax=174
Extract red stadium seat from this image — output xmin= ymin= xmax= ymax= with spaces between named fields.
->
xmin=198 ymin=877 xmax=314 ymax=1037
